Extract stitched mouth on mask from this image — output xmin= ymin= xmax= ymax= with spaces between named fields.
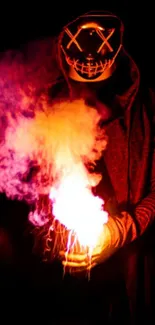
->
xmin=66 ymin=57 xmax=113 ymax=77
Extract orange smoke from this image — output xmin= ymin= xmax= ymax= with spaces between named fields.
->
xmin=1 ymin=94 xmax=108 ymax=257
xmin=8 ymin=99 xmax=107 ymax=172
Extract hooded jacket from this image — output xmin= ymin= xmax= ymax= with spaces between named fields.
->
xmin=53 ymin=11 xmax=155 ymax=240
xmin=50 ymin=44 xmax=155 ymax=236
xmin=48 ymin=38 xmax=155 ymax=321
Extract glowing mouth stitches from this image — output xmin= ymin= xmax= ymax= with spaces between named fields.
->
xmin=66 ymin=56 xmax=113 ymax=77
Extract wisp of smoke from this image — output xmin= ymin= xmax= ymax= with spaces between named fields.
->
xmin=0 ymin=98 xmax=107 ymax=203
xmin=0 ymin=37 xmax=60 ymax=202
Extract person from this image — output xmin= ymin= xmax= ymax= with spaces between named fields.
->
xmin=46 ymin=10 xmax=155 ymax=324
xmin=0 ymin=9 xmax=155 ymax=325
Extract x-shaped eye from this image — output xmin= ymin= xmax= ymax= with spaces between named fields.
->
xmin=65 ymin=27 xmax=83 ymax=52
xmin=64 ymin=26 xmax=115 ymax=54
xmin=96 ymin=28 xmax=115 ymax=53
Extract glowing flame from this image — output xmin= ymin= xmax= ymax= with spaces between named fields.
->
xmin=49 ymin=168 xmax=108 ymax=254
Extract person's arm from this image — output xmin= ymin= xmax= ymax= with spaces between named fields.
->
xmin=60 ymin=90 xmax=155 ymax=271
xmin=60 ymin=183 xmax=155 ymax=273
xmin=134 ymin=180 xmax=155 ymax=236
xmin=107 ymin=90 xmax=155 ymax=248
xmin=133 ymin=89 xmax=155 ymax=236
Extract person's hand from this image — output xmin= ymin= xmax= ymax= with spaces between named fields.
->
xmin=59 ymin=220 xmax=115 ymax=273
xmin=59 ymin=212 xmax=138 ymax=273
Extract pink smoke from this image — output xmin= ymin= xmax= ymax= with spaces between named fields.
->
xmin=0 ymin=37 xmax=61 ymax=203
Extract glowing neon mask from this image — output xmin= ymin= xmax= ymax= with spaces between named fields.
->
xmin=60 ymin=11 xmax=124 ymax=81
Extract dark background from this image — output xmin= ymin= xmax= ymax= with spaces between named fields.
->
xmin=0 ymin=1 xmax=155 ymax=323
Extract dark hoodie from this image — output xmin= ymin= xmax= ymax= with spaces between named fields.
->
xmin=49 ymin=40 xmax=155 ymax=322
xmin=50 ymin=46 xmax=155 ymax=231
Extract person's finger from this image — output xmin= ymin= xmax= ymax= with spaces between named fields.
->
xmin=65 ymin=266 xmax=88 ymax=274
xmin=62 ymin=260 xmax=88 ymax=268
xmin=64 ymin=262 xmax=97 ymax=274
xmin=60 ymin=251 xmax=88 ymax=262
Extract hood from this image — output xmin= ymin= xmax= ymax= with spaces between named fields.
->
xmin=115 ymin=48 xmax=140 ymax=112
xmin=54 ymin=11 xmax=140 ymax=114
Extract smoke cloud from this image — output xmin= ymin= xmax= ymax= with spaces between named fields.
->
xmin=0 ymin=38 xmax=107 ymax=229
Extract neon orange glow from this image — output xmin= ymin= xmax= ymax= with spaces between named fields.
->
xmin=81 ymin=23 xmax=104 ymax=30
xmin=49 ymin=168 xmax=108 ymax=255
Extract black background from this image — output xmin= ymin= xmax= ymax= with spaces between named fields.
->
xmin=0 ymin=1 xmax=155 ymax=322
